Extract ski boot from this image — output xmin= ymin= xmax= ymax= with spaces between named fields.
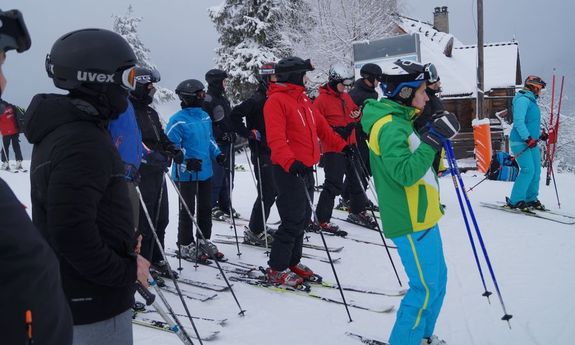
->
xmin=306 ymin=221 xmax=321 ymax=233
xmin=222 ymin=207 xmax=240 ymax=218
xmin=505 ymin=197 xmax=529 ymax=212
xmin=179 ymin=243 xmax=210 ymax=263
xmin=151 ymin=260 xmax=179 ymax=279
xmin=132 ymin=301 xmax=146 ymax=312
xmin=199 ymin=239 xmax=226 ymax=261
xmin=265 ymin=267 xmax=304 ymax=288
xmin=526 ymin=199 xmax=546 ymax=211
xmin=365 ymin=200 xmax=379 ymax=212
xmin=335 ymin=198 xmax=350 ymax=211
xmin=149 ymin=269 xmax=166 ymax=287
xmin=211 ymin=206 xmax=226 ymax=221
xmin=244 ymin=226 xmax=274 ymax=246
xmin=289 ymin=262 xmax=321 ymax=282
xmin=14 ymin=160 xmax=23 ymax=170
xmin=1 ymin=161 xmax=10 ymax=171
xmin=319 ymin=222 xmax=347 ymax=236
xmin=422 ymin=335 xmax=447 ymax=345
xmin=347 ymin=211 xmax=377 ymax=229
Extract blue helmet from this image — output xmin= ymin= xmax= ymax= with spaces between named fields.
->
xmin=380 ymin=60 xmax=433 ymax=105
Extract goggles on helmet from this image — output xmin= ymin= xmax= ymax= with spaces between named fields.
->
xmin=119 ymin=67 xmax=137 ymax=90
xmin=135 ymin=68 xmax=161 ymax=84
xmin=425 ymin=63 xmax=439 ymax=84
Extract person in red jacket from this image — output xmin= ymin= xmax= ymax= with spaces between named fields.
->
xmin=313 ymin=63 xmax=376 ymax=233
xmin=0 ymin=101 xmax=24 ymax=170
xmin=263 ymin=56 xmax=351 ymax=287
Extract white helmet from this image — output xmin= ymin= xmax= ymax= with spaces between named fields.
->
xmin=328 ymin=63 xmax=355 ymax=86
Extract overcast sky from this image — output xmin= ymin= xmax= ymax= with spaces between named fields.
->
xmin=2 ymin=0 xmax=573 ymax=111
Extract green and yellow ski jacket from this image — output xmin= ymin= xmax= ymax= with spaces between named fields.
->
xmin=361 ymin=98 xmax=444 ymax=239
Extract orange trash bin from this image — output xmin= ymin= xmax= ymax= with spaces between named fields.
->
xmin=472 ymin=118 xmax=492 ymax=173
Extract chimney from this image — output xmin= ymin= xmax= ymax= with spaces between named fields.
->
xmin=433 ymin=6 xmax=449 ymax=33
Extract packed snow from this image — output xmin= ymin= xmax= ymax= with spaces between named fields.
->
xmin=3 ymin=154 xmax=574 ymax=345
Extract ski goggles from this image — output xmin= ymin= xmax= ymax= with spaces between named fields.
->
xmin=342 ymin=78 xmax=354 ymax=86
xmin=135 ymin=68 xmax=161 ymax=84
xmin=119 ymin=67 xmax=137 ymax=90
xmin=425 ymin=63 xmax=439 ymax=84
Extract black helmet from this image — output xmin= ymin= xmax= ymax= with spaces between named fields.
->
xmin=130 ymin=67 xmax=161 ymax=104
xmin=380 ymin=59 xmax=430 ymax=105
xmin=205 ymin=69 xmax=228 ymax=86
xmin=176 ymin=79 xmax=205 ymax=107
xmin=45 ymin=28 xmax=137 ymax=91
xmin=360 ymin=63 xmax=383 ymax=82
xmin=275 ymin=56 xmax=314 ymax=86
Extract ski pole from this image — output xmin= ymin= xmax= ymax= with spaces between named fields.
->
xmin=136 ymin=186 xmax=205 ymax=344
xmin=301 ymin=175 xmax=353 ymax=322
xmin=254 ymin=143 xmax=270 ymax=252
xmin=243 ymin=147 xmax=258 ymax=189
xmin=353 ymin=141 xmax=381 ymax=206
xmin=165 ymin=172 xmax=247 ymax=316
xmin=444 ymin=140 xmax=513 ymax=325
xmin=545 ymin=72 xmax=556 ymax=186
xmin=548 ymin=76 xmax=564 ymax=207
xmin=347 ymin=151 xmax=402 ymax=287
xmin=135 ymin=281 xmax=195 ymax=345
xmin=228 ymin=141 xmax=242 ymax=257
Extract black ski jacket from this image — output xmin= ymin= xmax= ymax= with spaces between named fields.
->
xmin=24 ymin=94 xmax=137 ymax=325
xmin=0 ymin=178 xmax=73 ymax=345
xmin=203 ymin=86 xmax=233 ymax=145
xmin=230 ymin=84 xmax=271 ymax=155
xmin=348 ymin=78 xmax=379 ymax=109
xmin=132 ymin=100 xmax=174 ymax=171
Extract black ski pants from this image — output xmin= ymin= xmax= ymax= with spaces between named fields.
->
xmin=248 ymin=150 xmax=277 ymax=234
xmin=138 ymin=166 xmax=169 ymax=264
xmin=342 ymin=137 xmax=370 ymax=201
xmin=268 ymin=166 xmax=314 ymax=271
xmin=211 ymin=142 xmax=234 ymax=211
xmin=1 ymin=134 xmax=23 ymax=162
xmin=177 ymin=178 xmax=212 ymax=246
xmin=317 ymin=152 xmax=366 ymax=223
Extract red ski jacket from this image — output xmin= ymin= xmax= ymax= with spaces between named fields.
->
xmin=313 ymin=84 xmax=359 ymax=153
xmin=0 ymin=104 xmax=18 ymax=136
xmin=264 ymin=82 xmax=347 ymax=172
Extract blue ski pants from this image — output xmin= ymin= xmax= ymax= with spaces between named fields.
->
xmin=389 ymin=225 xmax=447 ymax=345
xmin=509 ymin=142 xmax=541 ymax=205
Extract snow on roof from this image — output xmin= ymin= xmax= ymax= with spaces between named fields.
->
xmin=395 ymin=15 xmax=520 ymax=97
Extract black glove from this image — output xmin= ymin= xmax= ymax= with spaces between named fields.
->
xmin=539 ymin=130 xmax=549 ymax=142
xmin=288 ymin=160 xmax=309 ymax=176
xmin=143 ymin=151 xmax=170 ymax=169
xmin=220 ymin=132 xmax=235 ymax=143
xmin=185 ymin=158 xmax=202 ymax=172
xmin=342 ymin=144 xmax=356 ymax=158
xmin=525 ymin=136 xmax=538 ymax=148
xmin=166 ymin=145 xmax=184 ymax=164
xmin=420 ymin=111 xmax=461 ymax=152
xmin=216 ymin=153 xmax=226 ymax=166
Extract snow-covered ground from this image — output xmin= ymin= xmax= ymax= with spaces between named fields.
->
xmin=3 ymin=155 xmax=575 ymax=345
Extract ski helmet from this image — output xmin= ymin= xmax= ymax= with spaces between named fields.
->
xmin=380 ymin=59 xmax=430 ymax=105
xmin=328 ymin=63 xmax=355 ymax=86
xmin=131 ymin=67 xmax=161 ymax=104
xmin=360 ymin=63 xmax=383 ymax=84
xmin=524 ymin=75 xmax=546 ymax=94
xmin=275 ymin=56 xmax=314 ymax=86
xmin=175 ymin=79 xmax=205 ymax=107
xmin=205 ymin=69 xmax=228 ymax=86
xmin=257 ymin=62 xmax=276 ymax=88
xmin=45 ymin=28 xmax=137 ymax=91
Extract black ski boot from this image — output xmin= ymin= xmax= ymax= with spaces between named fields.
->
xmin=151 ymin=260 xmax=179 ymax=279
xmin=347 ymin=211 xmax=377 ymax=229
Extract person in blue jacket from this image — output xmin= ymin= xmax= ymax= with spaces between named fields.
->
xmin=166 ymin=79 xmax=226 ymax=262
xmin=506 ymin=75 xmax=548 ymax=210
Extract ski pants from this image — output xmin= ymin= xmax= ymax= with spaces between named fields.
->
xmin=211 ymin=143 xmax=234 ymax=211
xmin=126 ymin=181 xmax=139 ymax=231
xmin=177 ymin=179 xmax=212 ymax=246
xmin=316 ymin=152 xmax=365 ymax=223
xmin=1 ymin=134 xmax=23 ymax=162
xmin=509 ymin=142 xmax=541 ymax=205
xmin=342 ymin=136 xmax=371 ymax=202
xmin=73 ymin=309 xmax=132 ymax=345
xmin=248 ymin=150 xmax=277 ymax=234
xmin=138 ymin=166 xmax=169 ymax=264
xmin=389 ymin=225 xmax=447 ymax=345
xmin=268 ymin=166 xmax=313 ymax=271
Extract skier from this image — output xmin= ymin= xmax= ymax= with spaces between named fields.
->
xmin=0 ymin=100 xmax=24 ymax=170
xmin=506 ymin=75 xmax=548 ymax=210
xmin=361 ymin=59 xmax=460 ymax=345
xmin=313 ymin=63 xmax=375 ymax=232
xmin=131 ymin=67 xmax=183 ymax=276
xmin=264 ymin=56 xmax=351 ymax=286
xmin=23 ymin=28 xmax=150 ymax=345
xmin=166 ymin=79 xmax=226 ymax=262
xmin=203 ymin=68 xmax=238 ymax=220
xmin=231 ymin=62 xmax=277 ymax=246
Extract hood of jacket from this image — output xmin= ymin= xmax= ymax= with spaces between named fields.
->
xmin=361 ymin=98 xmax=419 ymax=136
xmin=267 ymin=82 xmax=306 ymax=101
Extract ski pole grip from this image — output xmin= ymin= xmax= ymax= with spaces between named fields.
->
xmin=135 ymin=281 xmax=156 ymax=305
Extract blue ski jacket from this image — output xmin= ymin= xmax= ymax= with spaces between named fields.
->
xmin=510 ymin=89 xmax=541 ymax=143
xmin=108 ymin=100 xmax=144 ymax=181
xmin=165 ymin=107 xmax=221 ymax=181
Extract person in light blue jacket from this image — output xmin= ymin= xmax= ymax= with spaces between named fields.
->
xmin=165 ymin=79 xmax=226 ymax=262
xmin=507 ymin=75 xmax=548 ymax=210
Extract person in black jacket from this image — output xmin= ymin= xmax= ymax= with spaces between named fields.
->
xmin=131 ymin=67 xmax=183 ymax=277
xmin=203 ymin=68 xmax=238 ymax=220
xmin=23 ymin=28 xmax=149 ymax=345
xmin=231 ymin=62 xmax=277 ymax=246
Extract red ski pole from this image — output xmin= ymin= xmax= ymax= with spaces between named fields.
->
xmin=545 ymin=72 xmax=556 ymax=178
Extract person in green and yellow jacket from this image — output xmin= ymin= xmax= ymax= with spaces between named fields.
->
xmin=361 ymin=60 xmax=460 ymax=345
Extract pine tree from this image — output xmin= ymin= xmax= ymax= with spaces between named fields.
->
xmin=112 ymin=5 xmax=176 ymax=105
xmin=209 ymin=0 xmax=293 ymax=103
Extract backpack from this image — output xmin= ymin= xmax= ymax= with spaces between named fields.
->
xmin=13 ymin=105 xmax=26 ymax=133
xmin=486 ymin=151 xmax=519 ymax=181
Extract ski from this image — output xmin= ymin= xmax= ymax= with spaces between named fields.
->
xmin=212 ymin=239 xmax=341 ymax=264
xmin=342 ymin=236 xmax=397 ymax=249
xmin=165 ymin=250 xmax=255 ymax=276
xmin=346 ymin=331 xmax=390 ymax=345
xmin=132 ymin=314 xmax=220 ymax=341
xmin=136 ymin=309 xmax=227 ymax=326
xmin=215 ymin=233 xmax=344 ymax=253
xmin=480 ymin=202 xmax=575 ymax=225
xmin=490 ymin=201 xmax=575 ymax=219
xmin=227 ymin=274 xmax=395 ymax=314
xmin=332 ymin=216 xmax=379 ymax=231
xmin=176 ymin=277 xmax=229 ymax=292
xmin=159 ymin=284 xmax=217 ymax=302
xmin=319 ymin=280 xmax=406 ymax=297
xmin=213 ymin=214 xmax=281 ymax=226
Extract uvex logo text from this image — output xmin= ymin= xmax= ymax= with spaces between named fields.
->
xmin=77 ymin=71 xmax=114 ymax=83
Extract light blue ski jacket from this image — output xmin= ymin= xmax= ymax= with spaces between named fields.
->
xmin=510 ymin=89 xmax=541 ymax=143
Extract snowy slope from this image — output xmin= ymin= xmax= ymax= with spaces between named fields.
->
xmin=3 ymin=156 xmax=575 ymax=345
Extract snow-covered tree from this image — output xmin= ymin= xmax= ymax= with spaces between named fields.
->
xmin=209 ymin=0 xmax=293 ymax=103
xmin=112 ymin=5 xmax=176 ymax=105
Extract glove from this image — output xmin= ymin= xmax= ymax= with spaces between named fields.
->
xmin=525 ymin=136 xmax=538 ymax=148
xmin=248 ymin=129 xmax=261 ymax=142
xmin=185 ymin=158 xmax=202 ymax=172
xmin=220 ymin=132 xmax=235 ymax=143
xmin=288 ymin=160 xmax=309 ymax=176
xmin=332 ymin=123 xmax=355 ymax=140
xmin=342 ymin=144 xmax=356 ymax=158
xmin=216 ymin=153 xmax=226 ymax=167
xmin=143 ymin=151 xmax=170 ymax=169
xmin=420 ymin=111 xmax=461 ymax=152
xmin=539 ymin=130 xmax=549 ymax=142
xmin=166 ymin=145 xmax=184 ymax=164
